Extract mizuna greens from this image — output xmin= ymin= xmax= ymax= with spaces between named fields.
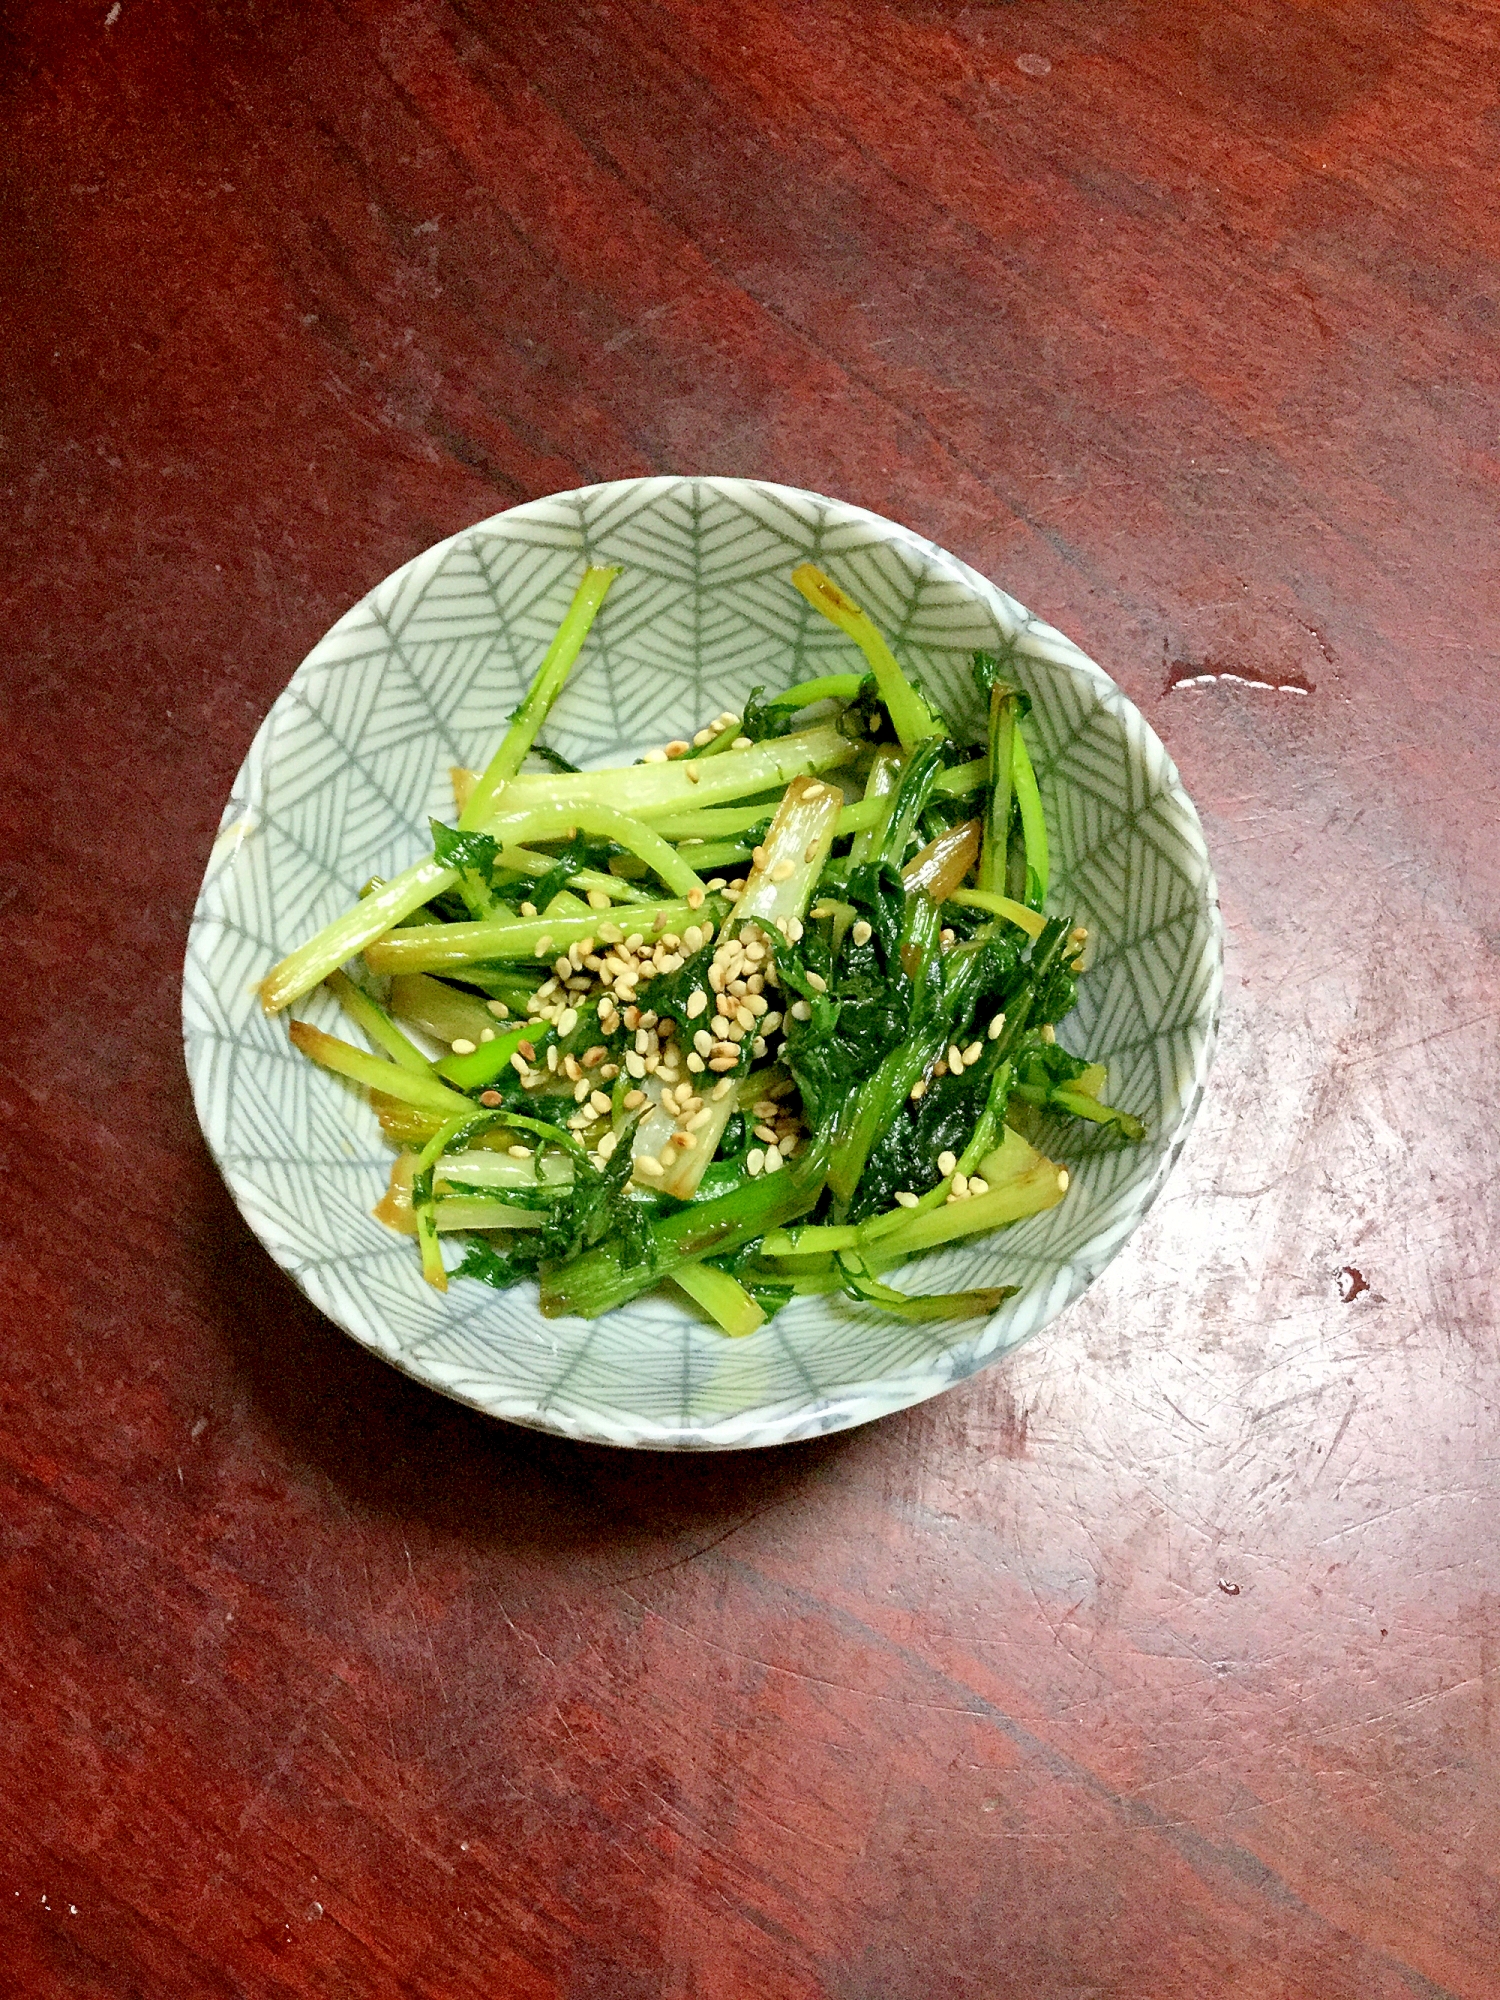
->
xmin=266 ymin=562 xmax=1144 ymax=1337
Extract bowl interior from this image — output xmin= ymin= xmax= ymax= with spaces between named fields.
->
xmin=183 ymin=477 xmax=1220 ymax=1448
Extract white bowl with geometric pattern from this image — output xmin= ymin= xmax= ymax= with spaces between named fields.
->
xmin=183 ymin=477 xmax=1220 ymax=1449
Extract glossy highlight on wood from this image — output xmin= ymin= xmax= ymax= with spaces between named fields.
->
xmin=2 ymin=1 xmax=1497 ymax=1994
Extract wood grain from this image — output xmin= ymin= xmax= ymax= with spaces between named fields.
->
xmin=2 ymin=1 xmax=1497 ymax=1993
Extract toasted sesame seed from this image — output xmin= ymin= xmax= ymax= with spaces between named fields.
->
xmin=521 ymin=902 xmax=538 ymax=918
xmin=685 ymin=764 xmax=701 ymax=784
xmin=600 ymin=1063 xmax=619 ymax=1080
xmin=683 ymin=926 xmax=704 ymax=955
xmin=557 ymin=1007 xmax=579 ymax=1038
xmin=770 ymin=859 xmax=795 ymax=882
xmin=964 ymin=1041 xmax=982 ymax=1065
xmin=801 ymin=780 xmax=825 ymax=800
xmin=587 ymin=889 xmax=611 ymax=910
xmin=934 ymin=1059 xmax=948 ymax=1077
xmin=547 ymin=1048 xmax=561 ymax=1073
xmin=582 ymin=1046 xmax=605 ymax=1069
xmin=952 ymin=1173 xmax=969 ymax=1198
xmin=687 ymin=886 xmax=705 ymax=909
xmin=625 ymin=933 xmax=644 ymax=952
xmin=535 ymin=934 xmax=553 ymax=957
xmin=447 ymin=1037 xmax=475 ymax=1056
xmin=588 ymin=1090 xmax=611 ymax=1117
xmin=643 ymin=747 xmax=668 ymax=764
xmin=711 ymin=1078 xmax=733 ymax=1100
xmin=894 ymin=1190 xmax=919 ymax=1209
xmin=571 ymin=1078 xmax=588 ymax=1102
xmin=479 ymin=1089 xmax=502 ymax=1107
xmin=938 ymin=1150 xmax=958 ymax=1176
xmin=733 ymin=736 xmax=752 ymax=749
xmin=746 ymin=1149 xmax=765 ymax=1177
xmin=754 ymin=1123 xmax=777 ymax=1143
xmin=684 ymin=990 xmax=707 ymax=1020
xmin=940 ymin=928 xmax=956 ymax=945
xmin=693 ymin=726 xmax=715 ymax=747
xmin=909 ymin=1078 xmax=928 ymax=1100
xmin=623 ymin=1089 xmax=646 ymax=1110
xmin=507 ymin=1144 xmax=533 ymax=1160
xmin=625 ymin=1051 xmax=647 ymax=1078
xmin=851 ymin=920 xmax=873 ymax=947
xmin=665 ymin=740 xmax=689 ymax=759
xmin=764 ymin=1144 xmax=783 ymax=1173
xmin=734 ymin=1005 xmax=756 ymax=1032
xmin=948 ymin=1044 xmax=964 ymax=1072
xmin=708 ymin=1055 xmax=738 ymax=1072
xmin=510 ymin=1052 xmax=529 ymax=1075
xmin=751 ymin=846 xmax=767 ymax=868
xmin=805 ymin=969 xmax=827 ymax=993
xmin=486 ymin=999 xmax=509 ymax=1018
xmin=686 ymin=1052 xmax=705 ymax=1072
xmin=635 ymin=1156 xmax=665 ymax=1178
xmin=988 ymin=1013 xmax=1006 ymax=1040
xmin=688 ymin=1108 xmax=714 ymax=1132
xmin=478 ymin=1027 xmax=495 ymax=1044
xmin=968 ymin=1176 xmax=989 ymax=1196
xmin=789 ymin=999 xmax=812 ymax=1021
xmin=692 ymin=1029 xmax=713 ymax=1058
xmin=1058 ymin=1168 xmax=1070 ymax=1192
xmin=598 ymin=1131 xmax=618 ymax=1160
xmin=598 ymin=921 xmax=623 ymax=943
xmin=553 ymin=955 xmax=572 ymax=980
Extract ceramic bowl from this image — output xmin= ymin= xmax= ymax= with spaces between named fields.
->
xmin=183 ymin=477 xmax=1220 ymax=1448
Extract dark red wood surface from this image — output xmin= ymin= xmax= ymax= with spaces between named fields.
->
xmin=4 ymin=2 xmax=1498 ymax=1993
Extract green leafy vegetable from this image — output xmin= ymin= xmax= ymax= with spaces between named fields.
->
xmin=273 ymin=558 xmax=1145 ymax=1332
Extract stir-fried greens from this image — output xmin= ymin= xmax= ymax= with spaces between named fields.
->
xmin=263 ymin=562 xmax=1144 ymax=1336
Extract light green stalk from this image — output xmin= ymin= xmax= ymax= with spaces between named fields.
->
xmin=848 ymin=747 xmax=902 ymax=864
xmin=288 ymin=1020 xmax=472 ymax=1117
xmin=979 ymin=683 xmax=1018 ymax=896
xmin=492 ymin=724 xmax=854 ymax=819
xmin=364 ymin=897 xmax=717 ymax=975
xmin=675 ymin=1264 xmax=767 ymax=1337
xmin=946 ymin=889 xmax=1046 ymax=939
xmin=325 ymin=970 xmax=433 ymax=1075
xmin=261 ymin=858 xmax=457 ymax=1013
xmin=762 ymin=672 xmax=865 ymax=710
xmin=1011 ymin=725 xmax=1049 ymax=910
xmin=459 ymin=565 xmax=621 ymax=829
xmin=790 ymin=564 xmax=943 ymax=749
xmin=483 ymin=802 xmax=703 ymax=899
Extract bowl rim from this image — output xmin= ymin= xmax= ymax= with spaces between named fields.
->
xmin=182 ymin=474 xmax=1222 ymax=1449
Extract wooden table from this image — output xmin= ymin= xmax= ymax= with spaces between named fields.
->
xmin=5 ymin=3 xmax=1497 ymax=1993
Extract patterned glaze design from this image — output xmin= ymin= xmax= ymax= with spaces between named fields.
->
xmin=183 ymin=479 xmax=1220 ymax=1449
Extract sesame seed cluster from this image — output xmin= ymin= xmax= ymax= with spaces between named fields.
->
xmin=448 ymin=882 xmax=808 ymax=1184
